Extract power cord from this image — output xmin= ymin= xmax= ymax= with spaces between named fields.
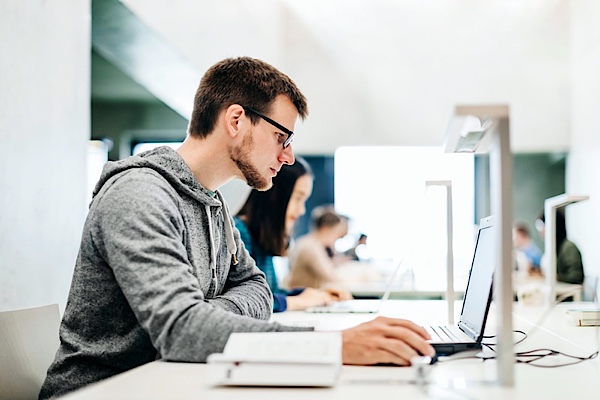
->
xmin=480 ymin=330 xmax=599 ymax=367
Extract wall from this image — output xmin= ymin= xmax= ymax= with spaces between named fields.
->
xmin=567 ymin=0 xmax=600 ymax=280
xmin=0 ymin=1 xmax=90 ymax=311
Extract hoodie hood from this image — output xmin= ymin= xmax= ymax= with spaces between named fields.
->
xmin=93 ymin=146 xmax=220 ymax=208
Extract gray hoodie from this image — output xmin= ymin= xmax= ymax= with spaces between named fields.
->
xmin=40 ymin=146 xmax=311 ymax=399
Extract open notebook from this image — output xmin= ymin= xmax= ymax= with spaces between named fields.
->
xmin=305 ymin=259 xmax=404 ymax=314
xmin=426 ymin=216 xmax=496 ymax=356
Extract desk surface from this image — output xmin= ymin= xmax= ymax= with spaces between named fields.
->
xmin=61 ymin=301 xmax=600 ymax=400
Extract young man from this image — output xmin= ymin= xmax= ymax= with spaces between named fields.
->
xmin=40 ymin=57 xmax=434 ymax=399
xmin=513 ymin=221 xmax=542 ymax=273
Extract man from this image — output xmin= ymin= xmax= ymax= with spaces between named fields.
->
xmin=513 ymin=221 xmax=542 ymax=273
xmin=286 ymin=206 xmax=351 ymax=288
xmin=40 ymin=57 xmax=433 ymax=399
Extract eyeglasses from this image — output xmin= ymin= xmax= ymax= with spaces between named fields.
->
xmin=242 ymin=106 xmax=294 ymax=149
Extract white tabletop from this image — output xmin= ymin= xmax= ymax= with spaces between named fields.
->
xmin=60 ymin=300 xmax=600 ymax=400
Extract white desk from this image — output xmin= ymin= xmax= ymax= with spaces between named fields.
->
xmin=60 ymin=301 xmax=600 ymax=400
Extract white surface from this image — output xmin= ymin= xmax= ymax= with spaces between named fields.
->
xmin=569 ymin=0 xmax=600 ymax=284
xmin=0 ymin=304 xmax=60 ymax=400
xmin=60 ymin=300 xmax=600 ymax=400
xmin=0 ymin=1 xmax=89 ymax=312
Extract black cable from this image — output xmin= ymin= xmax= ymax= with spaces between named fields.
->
xmin=464 ymin=330 xmax=598 ymax=367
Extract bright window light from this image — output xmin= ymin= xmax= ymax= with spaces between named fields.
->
xmin=334 ymin=146 xmax=475 ymax=291
xmin=87 ymin=140 xmax=109 ymax=206
xmin=133 ymin=142 xmax=182 ymax=155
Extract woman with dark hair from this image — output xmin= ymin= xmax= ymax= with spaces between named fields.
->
xmin=235 ymin=156 xmax=351 ymax=312
xmin=536 ymin=208 xmax=584 ymax=284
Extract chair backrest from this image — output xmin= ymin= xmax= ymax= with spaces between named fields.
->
xmin=0 ymin=304 xmax=60 ymax=400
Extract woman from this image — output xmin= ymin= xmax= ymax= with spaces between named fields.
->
xmin=536 ymin=209 xmax=584 ymax=285
xmin=235 ymin=156 xmax=352 ymax=312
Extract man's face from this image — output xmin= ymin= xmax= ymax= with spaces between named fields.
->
xmin=230 ymin=95 xmax=297 ymax=191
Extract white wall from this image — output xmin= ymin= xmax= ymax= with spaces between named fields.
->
xmin=0 ymin=1 xmax=90 ymax=311
xmin=567 ymin=0 xmax=600 ymax=280
xmin=123 ymin=0 xmax=570 ymax=154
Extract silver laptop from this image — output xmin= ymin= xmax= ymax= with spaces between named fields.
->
xmin=305 ymin=259 xmax=404 ymax=313
xmin=426 ymin=216 xmax=496 ymax=356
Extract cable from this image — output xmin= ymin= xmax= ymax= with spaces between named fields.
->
xmin=479 ymin=330 xmax=599 ymax=367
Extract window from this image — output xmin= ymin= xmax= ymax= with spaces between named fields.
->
xmin=334 ymin=146 xmax=475 ymax=291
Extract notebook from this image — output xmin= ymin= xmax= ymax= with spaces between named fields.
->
xmin=426 ymin=216 xmax=496 ymax=356
xmin=305 ymin=259 xmax=404 ymax=314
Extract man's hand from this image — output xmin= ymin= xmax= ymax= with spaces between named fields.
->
xmin=286 ymin=288 xmax=334 ymax=310
xmin=341 ymin=316 xmax=434 ymax=366
xmin=324 ymin=287 xmax=353 ymax=301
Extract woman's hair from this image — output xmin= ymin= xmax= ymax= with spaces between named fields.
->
xmin=237 ymin=157 xmax=313 ymax=256
xmin=538 ymin=208 xmax=567 ymax=255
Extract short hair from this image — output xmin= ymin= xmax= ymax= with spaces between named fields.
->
xmin=237 ymin=157 xmax=313 ymax=256
xmin=513 ymin=221 xmax=531 ymax=237
xmin=311 ymin=205 xmax=342 ymax=229
xmin=188 ymin=57 xmax=308 ymax=138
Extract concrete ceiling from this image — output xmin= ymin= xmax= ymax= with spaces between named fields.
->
xmin=91 ymin=50 xmax=158 ymax=103
xmin=91 ymin=0 xmax=200 ymax=117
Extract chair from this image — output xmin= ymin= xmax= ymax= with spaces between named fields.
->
xmin=0 ymin=304 xmax=60 ymax=400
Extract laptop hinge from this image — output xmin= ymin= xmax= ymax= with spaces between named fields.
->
xmin=458 ymin=322 xmax=478 ymax=339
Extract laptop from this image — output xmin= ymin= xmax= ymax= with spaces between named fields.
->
xmin=426 ymin=216 xmax=496 ymax=356
xmin=305 ymin=259 xmax=404 ymax=314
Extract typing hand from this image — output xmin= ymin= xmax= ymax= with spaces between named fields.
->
xmin=286 ymin=288 xmax=334 ymax=311
xmin=323 ymin=287 xmax=353 ymax=301
xmin=341 ymin=316 xmax=434 ymax=366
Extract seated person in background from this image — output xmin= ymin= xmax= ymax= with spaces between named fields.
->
xmin=513 ymin=221 xmax=542 ymax=275
xmin=536 ymin=208 xmax=584 ymax=285
xmin=344 ymin=233 xmax=368 ymax=261
xmin=235 ymin=156 xmax=352 ymax=312
xmin=286 ymin=205 xmax=349 ymax=289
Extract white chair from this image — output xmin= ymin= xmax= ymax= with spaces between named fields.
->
xmin=0 ymin=304 xmax=60 ymax=400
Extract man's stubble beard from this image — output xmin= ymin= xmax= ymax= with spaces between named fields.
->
xmin=229 ymin=130 xmax=273 ymax=191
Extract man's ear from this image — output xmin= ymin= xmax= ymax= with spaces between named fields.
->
xmin=224 ymin=104 xmax=247 ymax=139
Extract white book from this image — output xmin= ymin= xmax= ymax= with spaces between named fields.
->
xmin=207 ymin=332 xmax=342 ymax=387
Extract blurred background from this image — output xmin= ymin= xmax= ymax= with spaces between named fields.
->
xmin=2 ymin=0 xmax=598 ymax=310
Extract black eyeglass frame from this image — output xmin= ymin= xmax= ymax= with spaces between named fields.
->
xmin=242 ymin=106 xmax=294 ymax=149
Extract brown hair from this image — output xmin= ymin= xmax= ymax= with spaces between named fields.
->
xmin=188 ymin=57 xmax=308 ymax=138
xmin=311 ymin=205 xmax=342 ymax=229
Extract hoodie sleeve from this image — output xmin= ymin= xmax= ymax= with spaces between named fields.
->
xmin=91 ymin=170 xmax=311 ymax=362
xmin=209 ymin=222 xmax=274 ymax=318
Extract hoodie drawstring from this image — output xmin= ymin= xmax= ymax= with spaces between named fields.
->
xmin=204 ymin=192 xmax=239 ymax=296
xmin=205 ymin=204 xmax=218 ymax=296
xmin=215 ymin=191 xmax=238 ymax=266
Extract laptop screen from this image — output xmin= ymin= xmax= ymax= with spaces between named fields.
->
xmin=458 ymin=219 xmax=495 ymax=339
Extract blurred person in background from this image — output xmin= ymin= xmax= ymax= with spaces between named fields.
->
xmin=513 ymin=221 xmax=542 ymax=276
xmin=235 ymin=157 xmax=352 ymax=312
xmin=536 ymin=208 xmax=584 ymax=285
xmin=286 ymin=205 xmax=350 ymax=289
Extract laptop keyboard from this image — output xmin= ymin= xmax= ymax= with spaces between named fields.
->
xmin=426 ymin=325 xmax=470 ymax=343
